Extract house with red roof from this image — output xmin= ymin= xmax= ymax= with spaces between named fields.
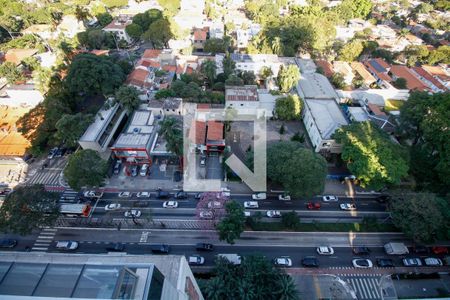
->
xmin=363 ymin=58 xmax=392 ymax=88
xmin=193 ymin=27 xmax=208 ymax=52
xmin=315 ymin=60 xmax=334 ymax=78
xmin=411 ymin=67 xmax=447 ymax=93
xmin=102 ymin=16 xmax=133 ymax=43
xmin=390 ymin=65 xmax=428 ymax=91
xmin=189 ymin=119 xmax=225 ymax=153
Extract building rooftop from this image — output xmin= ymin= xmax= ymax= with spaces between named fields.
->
xmin=79 ymin=103 xmax=120 ymax=142
xmin=315 ymin=60 xmax=334 ymax=77
xmin=5 ymin=49 xmax=38 ymax=65
xmin=390 ymin=65 xmax=428 ymax=91
xmin=190 ymin=120 xmax=206 ymax=145
xmin=298 ymin=73 xmax=339 ymax=100
xmin=113 ymin=132 xmax=153 ymax=148
xmin=206 ymin=121 xmax=223 ymax=141
xmin=348 ymin=106 xmax=369 ymax=122
xmin=295 ymin=59 xmax=317 ymax=74
xmin=104 ymin=17 xmax=132 ymax=30
xmin=126 ymin=68 xmax=150 ymax=88
xmin=305 ymin=99 xmax=348 ymax=139
xmin=0 ymin=106 xmax=31 ymax=156
xmin=225 ymin=85 xmax=258 ymax=101
xmin=193 ymin=28 xmax=207 ymax=41
xmin=350 ymin=62 xmax=376 ymax=85
xmin=126 ymin=110 xmax=154 ymax=134
xmin=142 ymin=49 xmax=162 ymax=59
xmin=412 ymin=67 xmax=447 ymax=90
xmin=162 ymin=98 xmax=182 ymax=110
xmin=113 ymin=110 xmax=156 ymax=149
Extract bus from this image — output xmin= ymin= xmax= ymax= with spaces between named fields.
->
xmin=60 ymin=204 xmax=92 ymax=217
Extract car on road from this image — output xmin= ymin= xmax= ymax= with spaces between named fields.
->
xmin=124 ymin=210 xmax=141 ymax=218
xmin=156 ymin=190 xmax=170 ymax=199
xmin=105 ymin=203 xmax=121 ymax=211
xmin=403 ymin=258 xmax=422 ymax=267
xmin=196 ymin=243 xmax=214 ymax=251
xmin=133 ymin=201 xmax=149 ymax=207
xmin=118 ymin=191 xmax=131 ymax=198
xmin=55 ymin=241 xmax=78 ymax=251
xmin=136 ymin=192 xmax=150 ymax=198
xmin=432 ymin=246 xmax=448 ymax=255
xmin=301 ymin=256 xmax=319 ymax=267
xmin=252 ymin=193 xmax=266 ymax=200
xmin=316 ymin=246 xmax=334 ymax=255
xmin=322 ymin=195 xmax=338 ymax=202
xmin=151 ymin=244 xmax=170 ymax=254
xmin=0 ymin=239 xmax=17 ymax=248
xmin=163 ymin=201 xmax=178 ymax=208
xmin=140 ymin=164 xmax=149 ymax=176
xmin=352 ymin=246 xmax=370 ymax=255
xmin=200 ymin=156 xmax=206 ymax=167
xmin=278 ymin=194 xmax=291 ymax=201
xmin=174 ymin=190 xmax=188 ymax=199
xmin=219 ymin=187 xmax=231 ymax=197
xmin=199 ymin=210 xmax=214 ymax=219
xmin=195 ymin=193 xmax=204 ymax=200
xmin=55 ymin=148 xmax=64 ymax=157
xmin=188 ymin=255 xmax=205 ymax=265
xmin=412 ymin=245 xmax=429 ymax=254
xmin=307 ymin=202 xmax=321 ymax=210
xmin=83 ymin=191 xmax=103 ymax=199
xmin=424 ymin=257 xmax=443 ymax=266
xmin=106 ymin=243 xmax=125 ymax=252
xmin=113 ymin=160 xmax=122 ymax=175
xmin=376 ymin=259 xmax=394 ymax=267
xmin=340 ymin=203 xmax=356 ymax=211
xmin=273 ymin=257 xmax=292 ymax=267
xmin=207 ymin=201 xmax=222 ymax=209
xmin=353 ymin=259 xmax=373 ymax=268
xmin=47 ymin=147 xmax=58 ymax=159
xmin=130 ymin=165 xmax=138 ymax=177
xmin=266 ymin=210 xmax=281 ymax=218
xmin=244 ymin=201 xmax=259 ymax=209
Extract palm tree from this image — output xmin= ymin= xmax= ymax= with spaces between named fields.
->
xmin=275 ymin=274 xmax=300 ymax=300
xmin=75 ymin=6 xmax=90 ymax=23
xmin=201 ymin=277 xmax=224 ymax=300
xmin=159 ymin=117 xmax=183 ymax=157
xmin=201 ymin=60 xmax=217 ymax=88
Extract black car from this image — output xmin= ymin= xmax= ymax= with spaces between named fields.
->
xmin=175 ymin=191 xmax=188 ymax=199
xmin=301 ymin=256 xmax=319 ymax=267
xmin=106 ymin=243 xmax=125 ymax=252
xmin=377 ymin=258 xmax=394 ymax=267
xmin=156 ymin=190 xmax=170 ymax=199
xmin=0 ymin=239 xmax=17 ymax=248
xmin=352 ymin=246 xmax=371 ymax=255
xmin=413 ymin=245 xmax=429 ymax=254
xmin=151 ymin=244 xmax=170 ymax=254
xmin=133 ymin=201 xmax=149 ymax=207
xmin=196 ymin=243 xmax=214 ymax=251
xmin=174 ymin=171 xmax=182 ymax=182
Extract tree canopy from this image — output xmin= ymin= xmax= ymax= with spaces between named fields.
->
xmin=338 ymin=40 xmax=363 ymax=62
xmin=0 ymin=185 xmax=60 ymax=235
xmin=216 ymin=201 xmax=245 ymax=244
xmin=114 ymin=85 xmax=141 ymax=112
xmin=159 ymin=117 xmax=183 ymax=156
xmin=142 ymin=18 xmax=173 ymax=48
xmin=204 ymin=37 xmax=230 ymax=54
xmin=267 ymin=142 xmax=327 ymax=198
xmin=64 ymin=149 xmax=108 ymax=191
xmin=277 ymin=65 xmax=300 ymax=93
xmin=274 ymin=95 xmax=302 ymax=120
xmin=334 ymin=121 xmax=409 ymax=190
xmin=55 ymin=113 xmax=94 ymax=148
xmin=0 ymin=61 xmax=25 ymax=84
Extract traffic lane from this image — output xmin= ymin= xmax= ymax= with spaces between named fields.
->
xmin=0 ymin=232 xmax=41 ymax=251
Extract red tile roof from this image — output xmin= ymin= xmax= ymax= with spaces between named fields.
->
xmin=5 ymin=49 xmax=38 ymax=65
xmin=197 ymin=104 xmax=211 ymax=110
xmin=390 ymin=65 xmax=428 ymax=91
xmin=207 ymin=121 xmax=223 ymax=141
xmin=176 ymin=64 xmax=185 ymax=74
xmin=190 ymin=120 xmax=206 ymax=145
xmin=90 ymin=49 xmax=109 ymax=56
xmin=162 ymin=65 xmax=177 ymax=72
xmin=350 ymin=62 xmax=376 ymax=85
xmin=193 ymin=28 xmax=207 ymax=41
xmin=142 ymin=49 xmax=162 ymax=59
xmin=186 ymin=66 xmax=194 ymax=74
xmin=412 ymin=67 xmax=447 ymax=91
xmin=140 ymin=59 xmax=160 ymax=68
xmin=363 ymin=60 xmax=392 ymax=82
xmin=373 ymin=58 xmax=390 ymax=70
xmin=315 ymin=60 xmax=334 ymax=77
xmin=126 ymin=68 xmax=149 ymax=87
xmin=421 ymin=65 xmax=450 ymax=82
xmin=367 ymin=103 xmax=386 ymax=116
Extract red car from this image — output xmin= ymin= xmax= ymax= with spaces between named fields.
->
xmin=432 ymin=246 xmax=448 ymax=255
xmin=307 ymin=202 xmax=321 ymax=210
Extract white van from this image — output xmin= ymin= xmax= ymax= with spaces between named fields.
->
xmin=56 ymin=241 xmax=79 ymax=251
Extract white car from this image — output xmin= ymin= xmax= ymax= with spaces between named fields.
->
xmin=217 ymin=188 xmax=231 ymax=197
xmin=207 ymin=201 xmax=222 ymax=209
xmin=124 ymin=210 xmax=141 ymax=218
xmin=199 ymin=210 xmax=214 ymax=219
xmin=163 ymin=201 xmax=178 ymax=208
xmin=352 ymin=259 xmax=373 ymax=268
xmin=188 ymin=255 xmax=205 ymax=265
xmin=316 ymin=246 xmax=335 ymax=255
xmin=244 ymin=201 xmax=259 ymax=209
xmin=118 ymin=191 xmax=131 ymax=198
xmin=140 ymin=164 xmax=149 ymax=176
xmin=105 ymin=203 xmax=121 ymax=211
xmin=136 ymin=192 xmax=150 ymax=198
xmin=424 ymin=257 xmax=443 ymax=266
xmin=252 ymin=193 xmax=266 ymax=200
xmin=278 ymin=194 xmax=291 ymax=201
xmin=244 ymin=211 xmax=251 ymax=217
xmin=322 ymin=195 xmax=338 ymax=202
xmin=273 ymin=257 xmax=292 ymax=267
xmin=403 ymin=258 xmax=422 ymax=267
xmin=340 ymin=203 xmax=357 ymax=211
xmin=266 ymin=210 xmax=281 ymax=218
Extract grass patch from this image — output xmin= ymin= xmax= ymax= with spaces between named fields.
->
xmin=248 ymin=221 xmax=399 ymax=232
xmin=385 ymin=99 xmax=405 ymax=112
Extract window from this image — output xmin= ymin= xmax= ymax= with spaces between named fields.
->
xmin=240 ymin=104 xmax=244 ymax=106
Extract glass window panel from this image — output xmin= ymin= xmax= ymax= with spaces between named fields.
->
xmin=117 ymin=270 xmax=137 ymax=299
xmin=0 ymin=263 xmax=47 ymax=295
xmin=73 ymin=266 xmax=120 ymax=299
xmin=34 ymin=264 xmax=83 ymax=297
xmin=147 ymin=267 xmax=164 ymax=300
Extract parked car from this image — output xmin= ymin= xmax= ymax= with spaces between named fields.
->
xmin=307 ymin=202 xmax=321 ymax=210
xmin=118 ymin=191 xmax=131 ymax=198
xmin=163 ymin=201 xmax=178 ymax=208
xmin=200 ymin=156 xmax=206 ymax=167
xmin=376 ymin=259 xmax=394 ymax=268
xmin=55 ymin=148 xmax=64 ymax=157
xmin=278 ymin=194 xmax=291 ymax=201
xmin=403 ymin=258 xmax=422 ymax=267
xmin=133 ymin=201 xmax=149 ymax=208
xmin=340 ymin=203 xmax=357 ymax=211
xmin=156 ymin=190 xmax=170 ymax=199
xmin=219 ymin=188 xmax=231 ymax=197
xmin=352 ymin=246 xmax=370 ymax=255
xmin=83 ymin=191 xmax=103 ymax=199
xmin=322 ymin=195 xmax=338 ymax=202
xmin=244 ymin=201 xmax=259 ymax=209
xmin=266 ymin=210 xmax=281 ymax=218
xmin=412 ymin=245 xmax=429 ymax=254
xmin=105 ymin=203 xmax=121 ymax=211
xmin=106 ymin=243 xmax=125 ymax=252
xmin=55 ymin=241 xmax=78 ymax=251
xmin=199 ymin=210 xmax=214 ymax=219
xmin=424 ymin=257 xmax=443 ymax=266
xmin=136 ymin=192 xmax=150 ymax=198
xmin=113 ymin=160 xmax=122 ymax=175
xmin=188 ymin=255 xmax=205 ymax=265
xmin=207 ymin=201 xmax=222 ymax=209
xmin=140 ymin=164 xmax=149 ymax=176
xmin=47 ymin=147 xmax=58 ymax=159
xmin=130 ymin=165 xmax=138 ymax=177
xmin=0 ymin=239 xmax=17 ymax=248
xmin=353 ymin=259 xmax=373 ymax=268
xmin=316 ymin=246 xmax=334 ymax=255
xmin=196 ymin=243 xmax=214 ymax=251
xmin=175 ymin=190 xmax=188 ymax=199
xmin=432 ymin=247 xmax=448 ymax=255
xmin=301 ymin=256 xmax=319 ymax=267
xmin=273 ymin=257 xmax=292 ymax=267
xmin=124 ymin=210 xmax=141 ymax=218
xmin=151 ymin=244 xmax=170 ymax=254
xmin=252 ymin=193 xmax=266 ymax=200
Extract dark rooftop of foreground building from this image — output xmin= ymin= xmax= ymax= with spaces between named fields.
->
xmin=0 ymin=252 xmax=203 ymax=300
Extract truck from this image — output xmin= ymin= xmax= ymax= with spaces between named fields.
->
xmin=384 ymin=242 xmax=409 ymax=255
xmin=217 ymin=254 xmax=241 ymax=265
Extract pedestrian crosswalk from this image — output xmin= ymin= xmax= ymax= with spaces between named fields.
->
xmin=31 ymin=227 xmax=57 ymax=252
xmin=25 ymin=169 xmax=62 ymax=186
xmin=343 ymin=276 xmax=382 ymax=300
xmin=60 ymin=188 xmax=79 ymax=204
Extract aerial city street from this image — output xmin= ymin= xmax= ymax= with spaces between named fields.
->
xmin=0 ymin=0 xmax=449 ymax=299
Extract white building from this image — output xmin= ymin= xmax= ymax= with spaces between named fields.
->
xmin=224 ymin=86 xmax=277 ymax=117
xmin=0 ymin=84 xmax=44 ymax=107
xmin=333 ymin=61 xmax=354 ymax=86
xmin=216 ymin=53 xmax=289 ymax=77
xmin=103 ymin=17 xmax=133 ymax=44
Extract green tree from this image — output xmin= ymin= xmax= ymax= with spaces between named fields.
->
xmin=101 ymin=0 xmax=128 ymax=8
xmin=275 ymin=274 xmax=300 ymax=300
xmin=415 ymin=2 xmax=433 ymax=14
xmin=142 ymin=18 xmax=173 ymax=48
xmin=330 ymin=72 xmax=346 ymax=89
xmin=267 ymin=142 xmax=327 ymax=198
xmin=240 ymin=70 xmax=256 ymax=85
xmin=393 ymin=77 xmax=407 ymax=89
xmin=64 ymin=149 xmax=108 ymax=191
xmin=159 ymin=117 xmax=183 ymax=156
xmin=201 ymin=60 xmax=217 ymax=87
xmin=0 ymin=185 xmax=59 ymax=235
xmin=274 ymin=95 xmax=302 ymax=120
xmin=114 ymin=85 xmax=141 ymax=112
xmin=225 ymin=74 xmax=244 ymax=86
xmin=155 ymin=89 xmax=176 ymax=99
xmin=334 ymin=121 xmax=409 ymax=190
xmin=55 ymin=113 xmax=94 ymax=148
xmin=0 ymin=61 xmax=25 ymax=84
xmin=75 ymin=5 xmax=90 ymax=22
xmin=277 ymin=65 xmax=300 ymax=93
xmin=338 ymin=40 xmax=363 ymax=62
xmin=217 ymin=201 xmax=245 ymax=244
xmin=281 ymin=211 xmax=300 ymax=229
xmin=204 ymin=38 xmax=230 ymax=54
xmin=96 ymin=12 xmax=113 ymax=27
xmin=338 ymin=0 xmax=373 ymax=20
xmin=259 ymin=66 xmax=273 ymax=81
xmin=157 ymin=0 xmax=180 ymax=16
xmin=389 ymin=192 xmax=446 ymax=243
xmin=222 ymin=55 xmax=236 ymax=78
xmin=125 ymin=23 xmax=143 ymax=40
